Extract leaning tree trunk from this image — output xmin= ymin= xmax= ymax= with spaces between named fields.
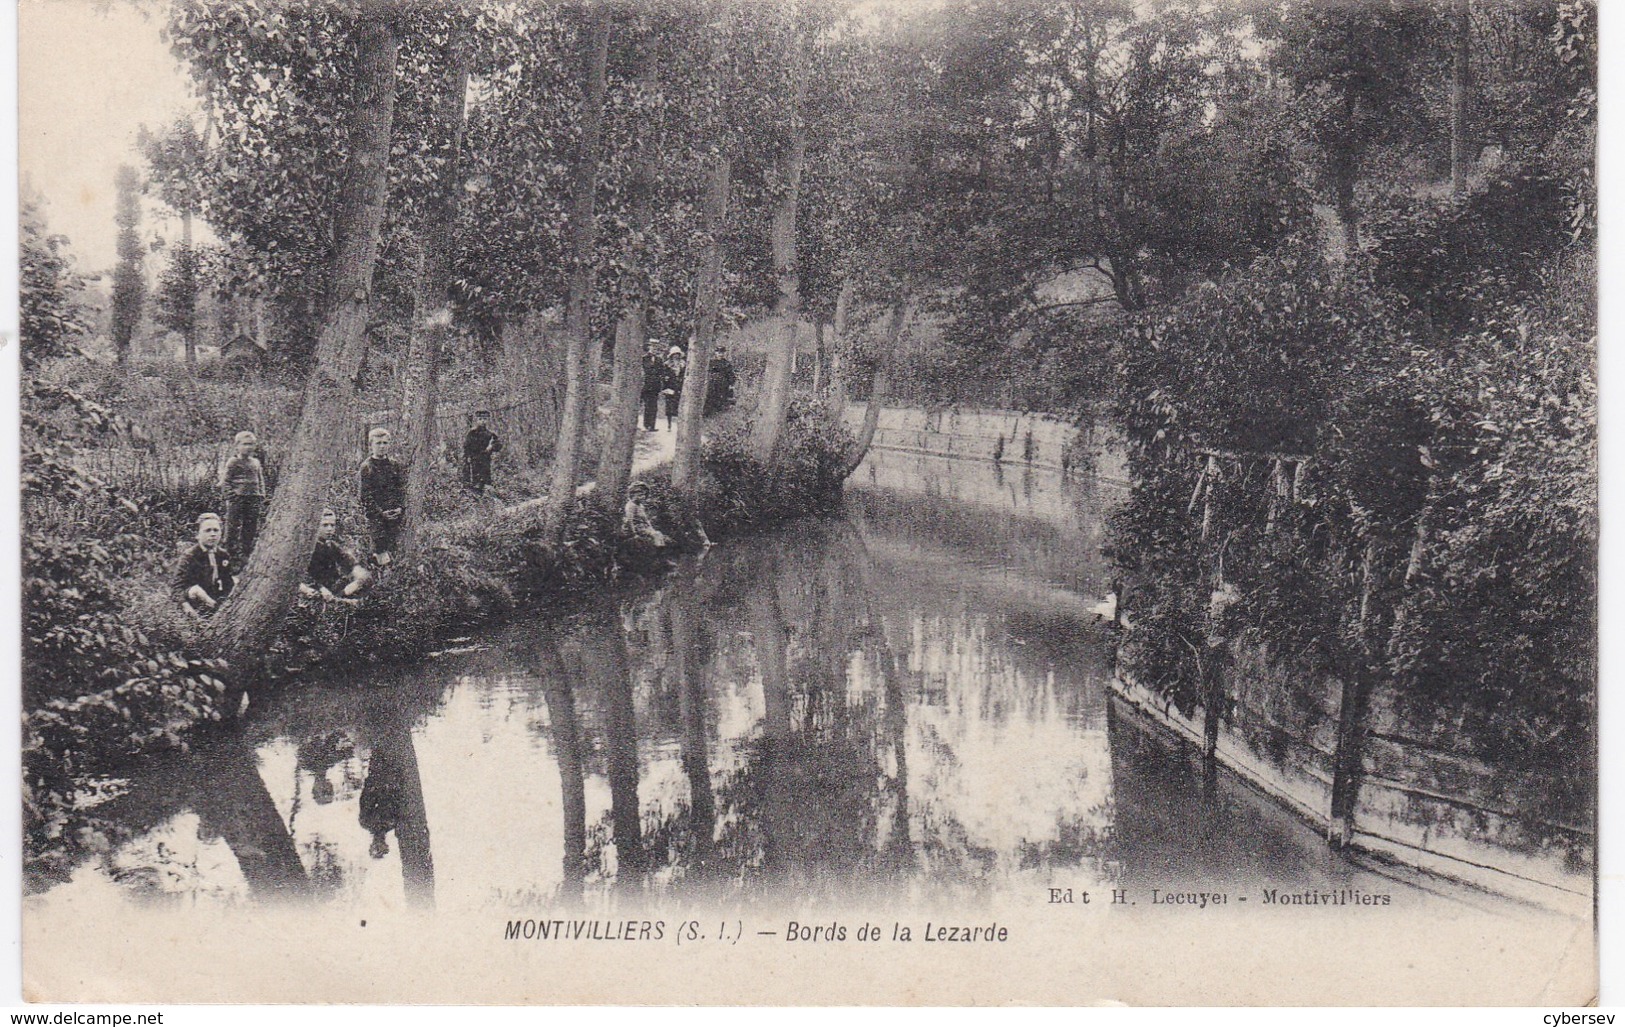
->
xmin=748 ymin=22 xmax=807 ymax=463
xmin=397 ymin=21 xmax=472 ymax=563
xmin=597 ymin=54 xmax=660 ymax=513
xmin=200 ymin=2 xmax=399 ymax=668
xmin=841 ymin=301 xmax=908 ymax=479
xmin=671 ymin=156 xmax=731 ymax=491
xmin=540 ymin=8 xmax=611 ymax=548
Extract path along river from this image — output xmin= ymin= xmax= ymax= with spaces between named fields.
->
xmin=24 ymin=444 xmax=1591 ymax=1004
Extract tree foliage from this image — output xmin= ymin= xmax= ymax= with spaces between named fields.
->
xmin=110 ymin=165 xmax=146 ymax=367
xmin=20 ymin=193 xmax=90 ymax=370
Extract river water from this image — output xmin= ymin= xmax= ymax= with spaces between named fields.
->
xmin=29 ymin=446 xmax=1598 ymax=1005
xmin=29 ymin=449 xmax=1542 ymax=923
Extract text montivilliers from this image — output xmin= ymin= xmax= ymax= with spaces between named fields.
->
xmin=505 ymin=919 xmax=666 ymax=941
xmin=1261 ymin=888 xmax=1391 ymax=906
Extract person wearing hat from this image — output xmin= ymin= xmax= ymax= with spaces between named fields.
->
xmin=174 ymin=512 xmax=236 ymax=616
xmin=462 ymin=409 xmax=504 ymax=494
xmin=662 ymin=345 xmax=688 ymax=430
xmin=641 ymin=340 xmax=666 ymax=431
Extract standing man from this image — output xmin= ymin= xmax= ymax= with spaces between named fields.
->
xmin=462 ymin=409 xmax=504 ymax=494
xmin=175 ymin=512 xmax=235 ymax=616
xmin=220 ymin=430 xmax=267 ymax=559
xmin=640 ymin=339 xmax=665 ymax=432
xmin=359 ymin=427 xmax=406 ymax=567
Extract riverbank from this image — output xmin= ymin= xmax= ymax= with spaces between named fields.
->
xmin=22 ymin=402 xmax=856 ymax=875
xmin=26 ymin=441 xmax=1593 ymax=1008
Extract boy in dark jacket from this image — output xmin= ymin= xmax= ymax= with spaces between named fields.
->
xmin=175 ymin=512 xmax=235 ymax=616
xmin=301 ymin=508 xmax=371 ymax=603
xmin=359 ymin=427 xmax=406 ymax=566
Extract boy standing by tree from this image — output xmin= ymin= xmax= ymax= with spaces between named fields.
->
xmin=174 ymin=512 xmax=235 ymax=616
xmin=219 ymin=430 xmax=266 ymax=558
xmin=462 ymin=409 xmax=503 ymax=494
xmin=359 ymin=427 xmax=406 ymax=566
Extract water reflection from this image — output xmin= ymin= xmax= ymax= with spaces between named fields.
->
xmin=187 ymin=738 xmax=312 ymax=903
xmin=31 ymin=453 xmax=1449 ymax=917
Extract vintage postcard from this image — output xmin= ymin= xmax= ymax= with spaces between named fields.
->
xmin=17 ymin=0 xmax=1599 ymax=1006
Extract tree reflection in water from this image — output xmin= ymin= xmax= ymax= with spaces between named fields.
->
xmin=538 ymin=636 xmax=587 ymax=906
xmin=41 ymin=461 xmax=1136 ymax=913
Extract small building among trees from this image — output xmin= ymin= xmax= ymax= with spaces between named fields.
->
xmin=220 ymin=331 xmax=267 ymax=376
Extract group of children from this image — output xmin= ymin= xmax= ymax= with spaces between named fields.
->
xmin=174 ymin=406 xmax=693 ymax=617
xmin=176 ymin=409 xmax=507 ymax=617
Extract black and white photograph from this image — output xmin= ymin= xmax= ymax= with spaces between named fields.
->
xmin=15 ymin=0 xmax=1601 ymax=1005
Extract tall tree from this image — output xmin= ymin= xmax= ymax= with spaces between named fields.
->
xmin=672 ymin=155 xmax=731 ymax=490
xmin=540 ymin=6 xmax=612 ymax=547
xmin=748 ymin=8 xmax=808 ymax=463
xmin=1449 ymin=0 xmax=1473 ymax=195
xmin=141 ymin=115 xmax=211 ymax=368
xmin=1270 ymin=1 xmax=1440 ymax=251
xmin=201 ymin=0 xmax=402 ymax=669
xmin=110 ymin=165 xmax=145 ymax=369
xmin=397 ymin=15 xmax=473 ymax=563
xmin=597 ymin=18 xmax=664 ymax=513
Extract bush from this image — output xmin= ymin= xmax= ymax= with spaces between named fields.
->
xmin=22 ymin=381 xmax=230 ymax=872
xmin=1106 ymin=173 xmax=1594 ymax=808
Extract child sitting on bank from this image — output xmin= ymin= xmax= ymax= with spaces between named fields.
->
xmin=174 ymin=512 xmax=235 ymax=617
xmin=622 ymin=482 xmax=670 ymax=548
xmin=300 ymin=508 xmax=372 ymax=605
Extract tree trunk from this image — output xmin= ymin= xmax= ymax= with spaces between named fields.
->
xmin=671 ymin=155 xmax=731 ymax=491
xmin=841 ymin=301 xmax=907 ymax=479
xmin=540 ymin=8 xmax=611 ymax=547
xmin=599 ymin=307 xmax=646 ymax=506
xmin=811 ymin=320 xmax=826 ymax=397
xmin=397 ymin=21 xmax=471 ymax=563
xmin=597 ymin=54 xmax=660 ymax=513
xmin=181 ymin=212 xmax=198 ymax=370
xmin=748 ymin=24 xmax=808 ymax=464
xmin=594 ymin=618 xmax=645 ymax=887
xmin=825 ymin=277 xmax=853 ymax=419
xmin=200 ymin=1 xmax=399 ymax=670
xmin=671 ymin=587 xmax=715 ymax=870
xmin=1449 ymin=0 xmax=1472 ymax=195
